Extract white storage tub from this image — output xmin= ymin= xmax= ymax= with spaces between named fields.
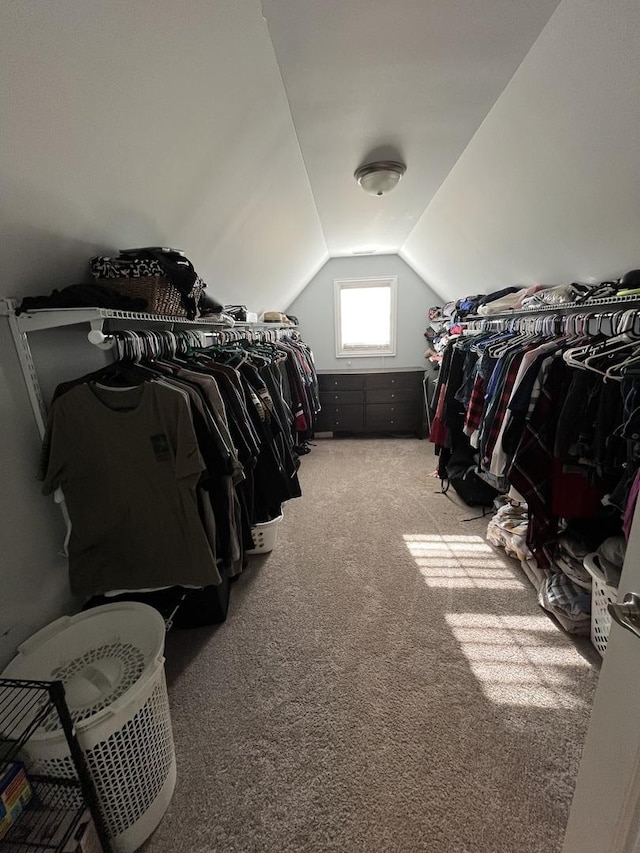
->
xmin=247 ymin=514 xmax=283 ymax=554
xmin=584 ymin=552 xmax=619 ymax=656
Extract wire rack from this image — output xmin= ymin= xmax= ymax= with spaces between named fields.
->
xmin=0 ymin=678 xmax=111 ymax=853
xmin=1 ymin=777 xmax=85 ymax=852
xmin=0 ymin=681 xmax=57 ymax=766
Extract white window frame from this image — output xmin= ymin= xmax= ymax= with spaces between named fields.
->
xmin=334 ymin=276 xmax=397 ymax=358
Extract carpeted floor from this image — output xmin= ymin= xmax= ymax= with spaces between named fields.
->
xmin=145 ymin=437 xmax=600 ymax=853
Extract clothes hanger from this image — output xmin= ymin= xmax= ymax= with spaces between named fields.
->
xmin=486 ymin=327 xmax=537 ymax=358
xmin=564 ymin=333 xmax=640 ymax=376
xmin=469 ymin=329 xmax=513 ymax=355
xmin=603 ymin=335 xmax=640 ymax=380
xmin=88 ymin=331 xmax=152 ymax=386
xmin=583 ymin=329 xmax=640 ymax=364
xmin=563 ymin=336 xmax=628 ymax=370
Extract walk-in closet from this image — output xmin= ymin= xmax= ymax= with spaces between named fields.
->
xmin=2 ymin=1 xmax=640 ymax=852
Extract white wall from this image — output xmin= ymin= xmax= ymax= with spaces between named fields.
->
xmin=402 ymin=0 xmax=640 ymax=300
xmin=0 ymin=322 xmax=120 ymax=668
xmin=0 ymin=0 xmax=328 ymax=666
xmin=0 ymin=330 xmax=69 ymax=667
xmin=286 ymin=255 xmax=439 ymax=372
xmin=0 ymin=0 xmax=327 ymax=312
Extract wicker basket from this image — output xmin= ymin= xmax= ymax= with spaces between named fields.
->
xmin=97 ymin=276 xmax=203 ymax=317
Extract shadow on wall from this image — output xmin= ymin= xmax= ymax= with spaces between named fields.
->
xmin=0 ymin=185 xmax=168 ymax=667
xmin=0 ymin=321 xmax=75 ymax=668
xmin=1 ymin=177 xmax=167 ymax=297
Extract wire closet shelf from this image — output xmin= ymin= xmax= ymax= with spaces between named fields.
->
xmin=462 ymin=295 xmax=640 ymax=338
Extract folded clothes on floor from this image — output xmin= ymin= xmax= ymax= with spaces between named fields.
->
xmin=487 ymin=524 xmax=531 ymax=562
xmin=584 ymin=536 xmax=626 ymax=587
xmin=548 ymin=533 xmax=593 ymax=590
xmin=520 ymin=557 xmax=549 ymax=593
xmin=538 ymin=572 xmax=591 ymax=635
xmin=486 ymin=503 xmax=532 ymax=562
xmin=555 ymin=554 xmax=592 ymax=590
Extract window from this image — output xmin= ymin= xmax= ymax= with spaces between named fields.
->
xmin=334 ymin=277 xmax=397 ymax=358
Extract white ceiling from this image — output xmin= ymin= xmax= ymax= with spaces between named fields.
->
xmin=6 ymin=0 xmax=611 ymax=312
xmin=262 ymin=0 xmax=561 ymax=257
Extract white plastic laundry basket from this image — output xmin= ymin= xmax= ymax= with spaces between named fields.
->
xmin=1 ymin=603 xmax=175 ymax=853
xmin=583 ymin=553 xmax=619 ymax=656
xmin=247 ymin=514 xmax=283 ymax=554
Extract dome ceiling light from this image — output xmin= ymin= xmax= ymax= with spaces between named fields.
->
xmin=354 ymin=160 xmax=406 ymax=196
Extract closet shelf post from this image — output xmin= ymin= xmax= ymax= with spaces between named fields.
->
xmin=2 ymin=298 xmax=48 ymax=439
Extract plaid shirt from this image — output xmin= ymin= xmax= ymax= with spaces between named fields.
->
xmin=463 ymin=346 xmax=502 ymax=436
xmin=480 ymin=352 xmax=527 ymax=469
xmin=464 ymin=373 xmax=485 ymax=436
xmin=508 ymin=356 xmax=567 ymax=568
xmin=541 ymin=571 xmax=591 ymax=621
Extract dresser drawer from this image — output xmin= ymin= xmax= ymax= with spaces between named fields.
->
xmin=319 ymin=389 xmax=364 ymax=406
xmin=366 ymin=388 xmax=416 ymax=405
xmin=318 ymin=374 xmax=364 ymax=391
xmin=316 ymin=404 xmax=364 ymax=431
xmin=365 ymin=403 xmax=417 ymax=431
xmin=363 ymin=372 xmax=420 ymax=390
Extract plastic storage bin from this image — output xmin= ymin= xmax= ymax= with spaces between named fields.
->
xmin=583 ymin=553 xmax=619 ymax=656
xmin=1 ymin=603 xmax=175 ymax=853
xmin=247 ymin=514 xmax=283 ymax=554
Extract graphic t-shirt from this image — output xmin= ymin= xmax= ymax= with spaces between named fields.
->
xmin=41 ymin=382 xmax=221 ymax=597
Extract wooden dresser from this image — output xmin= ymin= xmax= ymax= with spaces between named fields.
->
xmin=316 ymin=371 xmax=425 ymax=436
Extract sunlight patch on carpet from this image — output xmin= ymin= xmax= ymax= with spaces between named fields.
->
xmin=403 ymin=533 xmax=526 ymax=590
xmin=445 ymin=612 xmax=591 ymax=709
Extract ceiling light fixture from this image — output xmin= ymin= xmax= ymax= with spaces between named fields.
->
xmin=354 ymin=160 xmax=406 ymax=196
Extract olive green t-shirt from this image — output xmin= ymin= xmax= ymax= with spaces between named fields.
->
xmin=42 ymin=382 xmax=220 ymax=597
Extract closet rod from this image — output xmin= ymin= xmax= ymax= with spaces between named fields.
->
xmin=89 ymin=325 xmax=297 ymax=350
xmin=0 ymin=298 xmax=298 ymax=438
xmin=1 ymin=300 xmax=297 ymax=334
xmin=1 ymin=297 xmax=301 ymax=559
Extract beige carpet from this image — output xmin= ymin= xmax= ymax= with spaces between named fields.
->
xmin=145 ymin=437 xmax=600 ymax=853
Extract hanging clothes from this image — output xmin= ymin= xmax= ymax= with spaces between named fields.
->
xmin=41 ymin=381 xmax=222 ymax=598
xmin=431 ymin=317 xmax=640 ymax=567
xmin=39 ymin=328 xmax=319 ymax=605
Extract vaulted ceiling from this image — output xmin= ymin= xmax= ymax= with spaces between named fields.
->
xmin=4 ymin=0 xmax=639 ymax=313
xmin=261 ymin=0 xmax=560 ymax=258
